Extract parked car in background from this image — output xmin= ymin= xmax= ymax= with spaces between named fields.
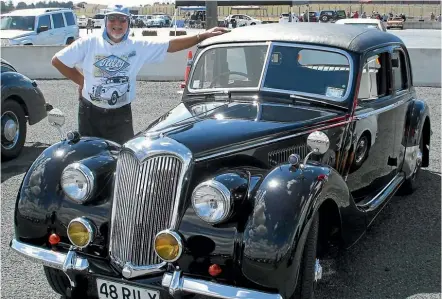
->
xmin=225 ymin=14 xmax=262 ymax=26
xmin=319 ymin=9 xmax=347 ymax=22
xmin=335 ymin=18 xmax=387 ymax=31
xmin=387 ymin=16 xmax=405 ymax=29
xmin=0 ymin=8 xmax=79 ymax=46
xmin=300 ymin=11 xmax=319 ymax=22
xmin=146 ymin=15 xmax=166 ymax=27
xmin=76 ymin=15 xmax=88 ymax=28
xmin=1 ymin=59 xmax=48 ymax=159
xmin=279 ymin=12 xmax=300 ymax=23
xmin=91 ymin=13 xmax=105 ymax=28
xmin=10 ymin=23 xmax=432 ymax=299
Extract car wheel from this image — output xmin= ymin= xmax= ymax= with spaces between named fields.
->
xmin=66 ymin=37 xmax=74 ymax=45
xmin=352 ymin=133 xmax=370 ymax=170
xmin=250 ymin=22 xmax=256 ymax=25
xmin=44 ymin=266 xmax=70 ymax=297
xmin=399 ymin=133 xmax=423 ymax=195
xmin=292 ymin=211 xmax=320 ymax=299
xmin=321 ymin=15 xmax=329 ymax=22
xmin=108 ymin=92 xmax=118 ymax=106
xmin=1 ymin=100 xmax=27 ymax=160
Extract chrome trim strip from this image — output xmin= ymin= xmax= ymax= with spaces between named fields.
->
xmin=162 ymin=271 xmax=283 ymax=299
xmin=261 ymin=42 xmax=354 ymax=102
xmin=194 ymin=120 xmax=350 ymax=162
xmin=357 ymin=172 xmax=405 ymax=210
xmin=10 ymin=238 xmax=89 ymax=271
xmin=187 ymin=42 xmax=270 ymax=94
xmin=122 ymin=262 xmax=167 ymax=279
xmin=354 ymin=98 xmax=408 ymax=120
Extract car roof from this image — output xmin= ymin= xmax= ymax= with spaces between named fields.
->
xmin=3 ymin=8 xmax=72 ymax=16
xmin=335 ymin=18 xmax=381 ymax=24
xmin=199 ymin=23 xmax=403 ymax=53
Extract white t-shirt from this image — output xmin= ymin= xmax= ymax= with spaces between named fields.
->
xmin=55 ymin=35 xmax=170 ymax=109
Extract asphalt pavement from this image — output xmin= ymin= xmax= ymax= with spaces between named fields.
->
xmin=1 ymin=81 xmax=440 ymax=299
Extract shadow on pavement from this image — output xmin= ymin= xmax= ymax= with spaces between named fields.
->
xmin=1 ymin=142 xmax=50 ymax=183
xmin=316 ymin=169 xmax=441 ymax=299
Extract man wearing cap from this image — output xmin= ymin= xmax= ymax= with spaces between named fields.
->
xmin=51 ymin=4 xmax=229 ymax=145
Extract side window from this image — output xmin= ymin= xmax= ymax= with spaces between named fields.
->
xmin=64 ymin=12 xmax=76 ymax=26
xmin=37 ymin=15 xmax=51 ymax=30
xmin=1 ymin=64 xmax=16 ymax=73
xmin=392 ymin=50 xmax=408 ymax=91
xmin=358 ymin=52 xmax=389 ymax=100
xmin=52 ymin=13 xmax=65 ymax=28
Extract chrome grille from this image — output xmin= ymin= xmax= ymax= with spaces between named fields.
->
xmin=268 ymin=143 xmax=309 ymax=167
xmin=109 ymin=150 xmax=183 ymax=267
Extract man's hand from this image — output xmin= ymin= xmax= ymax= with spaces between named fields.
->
xmin=200 ymin=27 xmax=231 ymax=39
xmin=167 ymin=26 xmax=231 ymax=53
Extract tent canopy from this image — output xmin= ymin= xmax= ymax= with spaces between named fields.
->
xmin=179 ymin=6 xmax=206 ymax=11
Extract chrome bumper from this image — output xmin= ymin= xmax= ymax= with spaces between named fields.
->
xmin=11 ymin=238 xmax=283 ymax=299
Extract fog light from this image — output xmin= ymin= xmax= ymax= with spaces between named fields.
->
xmin=67 ymin=217 xmax=95 ymax=248
xmin=154 ymin=230 xmax=183 ymax=262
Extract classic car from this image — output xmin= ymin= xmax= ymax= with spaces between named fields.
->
xmin=1 ymin=58 xmax=48 ymax=159
xmin=10 ymin=23 xmax=431 ymax=299
xmin=89 ymin=76 xmax=130 ymax=106
xmin=386 ymin=17 xmax=405 ymax=29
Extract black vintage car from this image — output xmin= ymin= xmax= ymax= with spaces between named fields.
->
xmin=1 ymin=58 xmax=48 ymax=159
xmin=10 ymin=23 xmax=431 ymax=299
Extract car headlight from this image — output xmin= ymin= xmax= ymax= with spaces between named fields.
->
xmin=61 ymin=162 xmax=94 ymax=203
xmin=191 ymin=180 xmax=232 ymax=224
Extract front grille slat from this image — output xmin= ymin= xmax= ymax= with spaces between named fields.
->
xmin=110 ymin=151 xmax=183 ymax=268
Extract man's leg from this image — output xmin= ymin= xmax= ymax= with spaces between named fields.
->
xmin=78 ymin=97 xmax=95 ymax=137
xmin=97 ymin=104 xmax=135 ymax=145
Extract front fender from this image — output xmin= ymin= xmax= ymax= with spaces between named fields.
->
xmin=1 ymin=72 xmax=47 ymax=125
xmin=241 ymin=161 xmax=365 ymax=298
xmin=14 ymin=137 xmax=120 ymax=257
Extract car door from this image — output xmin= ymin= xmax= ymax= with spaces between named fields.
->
xmin=34 ymin=14 xmax=55 ymax=45
xmin=388 ymin=45 xmax=414 ymax=175
xmin=345 ymin=47 xmax=399 ymax=203
xmin=51 ymin=12 xmax=67 ymax=45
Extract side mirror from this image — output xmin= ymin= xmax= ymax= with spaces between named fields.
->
xmin=37 ymin=25 xmax=48 ymax=33
xmin=307 ymin=131 xmax=330 ymax=155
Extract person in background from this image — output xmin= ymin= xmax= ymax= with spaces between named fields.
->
xmin=51 ymin=4 xmax=229 ymax=145
xmin=86 ymin=17 xmax=93 ymax=34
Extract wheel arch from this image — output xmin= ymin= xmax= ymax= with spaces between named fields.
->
xmin=317 ymin=198 xmax=342 ymax=257
xmin=3 ymin=95 xmax=29 ymax=119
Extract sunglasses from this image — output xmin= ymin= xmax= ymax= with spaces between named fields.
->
xmin=107 ymin=15 xmax=128 ymax=23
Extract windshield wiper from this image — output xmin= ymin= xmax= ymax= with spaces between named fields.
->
xmin=290 ymin=94 xmax=348 ymax=111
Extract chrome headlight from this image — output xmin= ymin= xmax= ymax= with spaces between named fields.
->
xmin=191 ymin=180 xmax=232 ymax=224
xmin=61 ymin=162 xmax=94 ymax=203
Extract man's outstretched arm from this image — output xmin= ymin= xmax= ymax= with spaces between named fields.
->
xmin=167 ymin=27 xmax=230 ymax=53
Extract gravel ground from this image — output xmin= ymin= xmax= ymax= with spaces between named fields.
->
xmin=1 ymin=81 xmax=440 ymax=299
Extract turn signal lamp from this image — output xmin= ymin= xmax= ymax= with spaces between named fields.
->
xmin=67 ymin=217 xmax=95 ymax=248
xmin=154 ymin=230 xmax=183 ymax=262
xmin=48 ymin=233 xmax=60 ymax=245
xmin=209 ymin=264 xmax=222 ymax=277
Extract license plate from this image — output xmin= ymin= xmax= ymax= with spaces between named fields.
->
xmin=96 ymin=278 xmax=160 ymax=299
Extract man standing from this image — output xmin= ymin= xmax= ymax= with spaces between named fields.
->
xmin=51 ymin=4 xmax=229 ymax=145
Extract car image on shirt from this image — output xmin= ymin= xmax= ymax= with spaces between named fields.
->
xmin=89 ymin=76 xmax=130 ymax=106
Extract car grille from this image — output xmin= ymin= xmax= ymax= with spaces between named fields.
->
xmin=109 ymin=150 xmax=183 ymax=268
xmin=268 ymin=143 xmax=310 ymax=166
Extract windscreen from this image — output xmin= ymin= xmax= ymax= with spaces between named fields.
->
xmin=0 ymin=16 xmax=35 ymax=30
xmin=262 ymin=45 xmax=351 ymax=101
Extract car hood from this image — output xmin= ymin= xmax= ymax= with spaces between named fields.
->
xmin=1 ymin=30 xmax=34 ymax=39
xmin=138 ymin=100 xmax=342 ymax=158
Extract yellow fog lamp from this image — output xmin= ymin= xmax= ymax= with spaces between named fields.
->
xmin=154 ymin=230 xmax=183 ymax=262
xmin=67 ymin=217 xmax=96 ymax=248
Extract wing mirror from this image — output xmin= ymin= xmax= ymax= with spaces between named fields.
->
xmin=48 ymin=108 xmax=66 ymax=140
xmin=37 ymin=25 xmax=48 ymax=33
xmin=298 ymin=131 xmax=330 ymax=169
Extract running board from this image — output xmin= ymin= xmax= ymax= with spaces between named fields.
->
xmin=356 ymin=173 xmax=405 ymax=211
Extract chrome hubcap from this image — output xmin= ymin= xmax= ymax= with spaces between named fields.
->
xmin=355 ymin=138 xmax=368 ymax=163
xmin=314 ymin=258 xmax=322 ymax=282
xmin=2 ymin=111 xmax=20 ymax=149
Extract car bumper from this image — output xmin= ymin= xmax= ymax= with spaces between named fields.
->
xmin=11 ymin=238 xmax=283 ymax=299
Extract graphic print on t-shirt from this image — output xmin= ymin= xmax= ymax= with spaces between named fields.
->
xmin=89 ymin=54 xmax=132 ymax=107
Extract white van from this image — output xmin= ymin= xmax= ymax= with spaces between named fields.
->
xmin=91 ymin=13 xmax=105 ymax=28
xmin=0 ymin=8 xmax=79 ymax=46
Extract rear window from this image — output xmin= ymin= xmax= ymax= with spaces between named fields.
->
xmin=263 ymin=45 xmax=351 ymax=101
xmin=64 ymin=12 xmax=76 ymax=26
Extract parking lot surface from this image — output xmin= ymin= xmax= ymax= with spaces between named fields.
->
xmin=1 ymin=81 xmax=440 ymax=299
